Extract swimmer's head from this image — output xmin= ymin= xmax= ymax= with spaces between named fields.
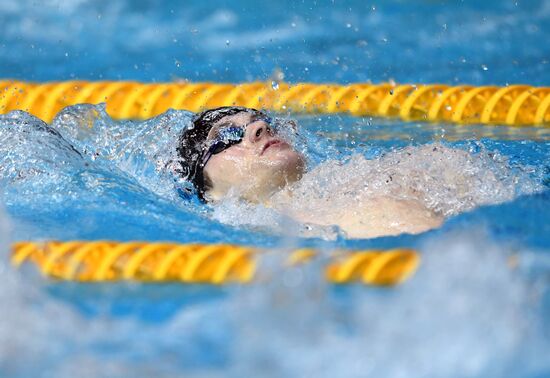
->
xmin=177 ymin=106 xmax=305 ymax=202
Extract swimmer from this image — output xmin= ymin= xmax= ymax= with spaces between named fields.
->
xmin=177 ymin=106 xmax=443 ymax=238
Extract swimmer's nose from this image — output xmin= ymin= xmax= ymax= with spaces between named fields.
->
xmin=246 ymin=120 xmax=273 ymax=144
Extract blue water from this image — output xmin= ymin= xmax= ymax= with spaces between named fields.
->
xmin=1 ymin=0 xmax=549 ymax=85
xmin=1 ymin=1 xmax=550 ymax=377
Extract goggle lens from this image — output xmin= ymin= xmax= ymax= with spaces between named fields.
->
xmin=216 ymin=126 xmax=245 ymax=144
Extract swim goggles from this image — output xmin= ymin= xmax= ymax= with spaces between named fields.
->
xmin=198 ymin=115 xmax=275 ymax=169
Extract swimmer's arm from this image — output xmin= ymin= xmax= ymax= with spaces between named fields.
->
xmin=333 ymin=196 xmax=444 ymax=238
xmin=285 ymin=196 xmax=443 ymax=239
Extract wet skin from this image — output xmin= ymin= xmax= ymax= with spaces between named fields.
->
xmin=202 ymin=112 xmax=305 ymax=202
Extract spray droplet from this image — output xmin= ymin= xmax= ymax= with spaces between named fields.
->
xmin=481 ymin=64 xmax=488 ymax=71
xmin=271 ymin=81 xmax=279 ymax=90
xmin=225 ymin=40 xmax=230 ymax=46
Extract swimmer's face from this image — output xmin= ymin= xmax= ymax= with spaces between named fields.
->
xmin=203 ymin=111 xmax=305 ymax=202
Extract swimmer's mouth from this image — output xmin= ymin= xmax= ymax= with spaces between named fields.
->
xmin=261 ymin=139 xmax=288 ymax=155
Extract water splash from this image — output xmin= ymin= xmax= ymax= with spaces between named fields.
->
xmin=50 ymin=103 xmax=194 ymax=202
xmin=0 ymin=107 xmax=260 ymax=244
xmin=279 ymin=143 xmax=541 ymax=216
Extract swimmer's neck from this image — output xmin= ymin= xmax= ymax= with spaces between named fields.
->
xmin=205 ymin=173 xmax=302 ymax=204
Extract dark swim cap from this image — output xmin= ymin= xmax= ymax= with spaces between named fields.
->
xmin=176 ymin=106 xmax=265 ymax=202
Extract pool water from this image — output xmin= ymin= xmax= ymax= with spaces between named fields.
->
xmin=1 ymin=0 xmax=550 ymax=377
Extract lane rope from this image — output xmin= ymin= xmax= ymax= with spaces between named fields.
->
xmin=11 ymin=241 xmax=420 ymax=286
xmin=1 ymin=80 xmax=549 ymax=125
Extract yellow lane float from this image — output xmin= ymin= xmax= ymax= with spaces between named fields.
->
xmin=1 ymin=80 xmax=549 ymax=125
xmin=11 ymin=241 xmax=419 ymax=286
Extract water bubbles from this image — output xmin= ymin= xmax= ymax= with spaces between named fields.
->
xmin=270 ymin=68 xmax=285 ymax=82
xmin=291 ymin=22 xmax=296 ymax=28
xmin=271 ymin=81 xmax=279 ymax=91
xmin=481 ymin=64 xmax=489 ymax=71
xmin=174 ymin=60 xmax=181 ymax=68
xmin=64 ymin=52 xmax=69 ymax=57
xmin=346 ymin=23 xmax=352 ymax=28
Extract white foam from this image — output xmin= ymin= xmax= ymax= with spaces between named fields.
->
xmin=276 ymin=143 xmax=541 ymax=217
